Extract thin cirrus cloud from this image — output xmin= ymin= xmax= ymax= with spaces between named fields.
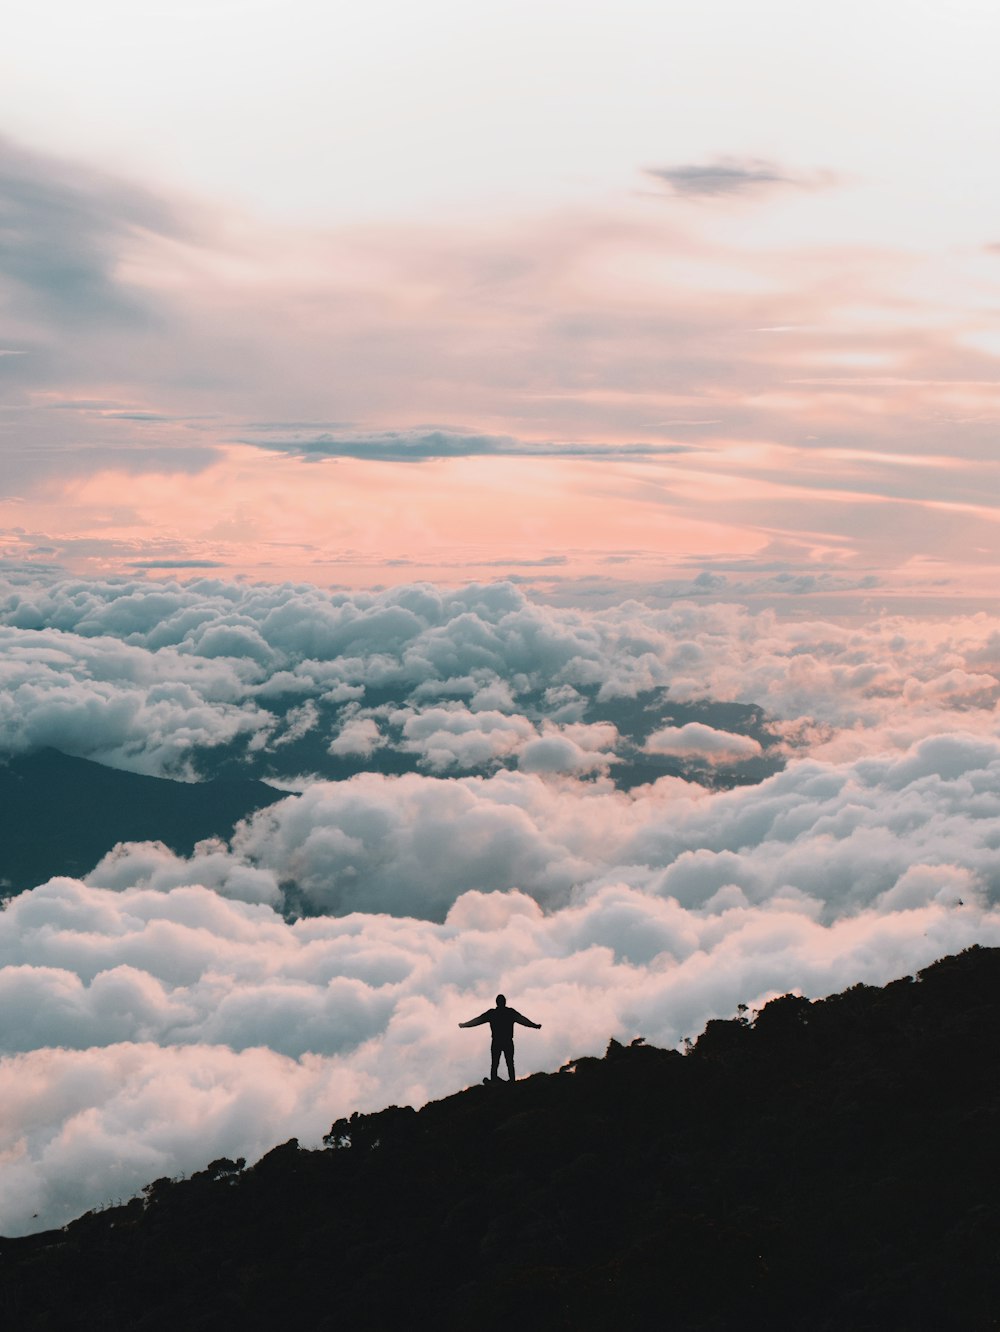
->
xmin=643 ymin=157 xmax=833 ymax=198
xmin=0 ymin=135 xmax=180 ymax=330
xmin=127 ymin=559 xmax=229 ymax=569
xmin=239 ymin=427 xmax=693 ymax=463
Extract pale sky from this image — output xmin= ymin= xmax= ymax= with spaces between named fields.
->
xmin=4 ymin=0 xmax=999 ymax=233
xmin=2 ymin=0 xmax=1000 ymax=602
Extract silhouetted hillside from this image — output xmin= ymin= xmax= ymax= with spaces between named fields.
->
xmin=2 ymin=946 xmax=998 ymax=1330
xmin=0 ymin=749 xmax=284 ymax=893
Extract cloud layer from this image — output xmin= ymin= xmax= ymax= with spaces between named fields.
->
xmin=1 ymin=568 xmax=997 ymax=782
xmin=3 ymin=569 xmax=1000 ymax=1234
xmin=82 ymin=729 xmax=1000 ymax=922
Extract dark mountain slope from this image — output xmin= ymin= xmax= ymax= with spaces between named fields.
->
xmin=0 ymin=749 xmax=284 ymax=892
xmin=2 ymin=946 xmax=999 ymax=1330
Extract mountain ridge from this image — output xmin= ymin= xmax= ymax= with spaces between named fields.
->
xmin=0 ymin=748 xmax=285 ymax=893
xmin=2 ymin=945 xmax=998 ymax=1329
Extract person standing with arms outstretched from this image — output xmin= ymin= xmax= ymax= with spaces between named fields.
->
xmin=459 ymin=994 xmax=541 ymax=1082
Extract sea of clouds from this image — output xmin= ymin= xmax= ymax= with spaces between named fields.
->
xmin=2 ymin=568 xmax=1000 ymax=1233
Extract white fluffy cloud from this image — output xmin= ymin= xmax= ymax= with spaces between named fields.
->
xmin=646 ymin=722 xmax=762 ymax=763
xmin=77 ymin=730 xmax=1000 ymax=921
xmin=1 ymin=568 xmax=999 ymax=779
xmin=0 ymin=623 xmax=271 ymax=775
xmin=396 ymin=704 xmax=535 ymax=772
xmin=328 ymin=714 xmax=384 ymax=758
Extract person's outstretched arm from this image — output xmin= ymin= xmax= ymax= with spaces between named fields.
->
xmin=511 ymin=1010 xmax=541 ymax=1029
xmin=458 ymin=1011 xmax=491 ymax=1028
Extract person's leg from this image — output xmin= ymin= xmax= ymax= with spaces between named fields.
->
xmin=490 ymin=1040 xmax=501 ymax=1081
xmin=503 ymin=1042 xmax=515 ymax=1082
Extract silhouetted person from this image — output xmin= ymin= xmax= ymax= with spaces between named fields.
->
xmin=459 ymin=994 xmax=541 ymax=1082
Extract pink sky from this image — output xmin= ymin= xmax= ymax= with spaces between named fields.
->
xmin=1 ymin=151 xmax=998 ymax=605
xmin=3 ymin=1 xmax=1000 ymax=607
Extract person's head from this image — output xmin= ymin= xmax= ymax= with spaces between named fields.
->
xmin=495 ymin=994 xmax=506 ymax=1008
